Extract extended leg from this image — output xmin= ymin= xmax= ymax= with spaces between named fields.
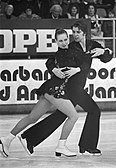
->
xmin=11 ymin=97 xmax=52 ymax=136
xmin=0 ymin=96 xmax=52 ymax=157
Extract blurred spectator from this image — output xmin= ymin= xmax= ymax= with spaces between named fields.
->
xmin=37 ymin=0 xmax=51 ymax=18
xmin=112 ymin=0 xmax=116 ymax=17
xmin=24 ymin=0 xmax=40 ymax=15
xmin=0 ymin=0 xmax=7 ymax=15
xmin=84 ymin=3 xmax=105 ymax=46
xmin=78 ymin=0 xmax=88 ymax=18
xmin=102 ymin=9 xmax=115 ymax=50
xmin=61 ymin=0 xmax=87 ymax=18
xmin=8 ymin=0 xmax=26 ymax=17
xmin=63 ymin=2 xmax=80 ymax=18
xmin=0 ymin=5 xmax=3 ymax=16
xmin=0 ymin=4 xmax=16 ymax=19
xmin=102 ymin=10 xmax=115 ymax=37
xmin=8 ymin=0 xmax=51 ymax=18
xmin=61 ymin=0 xmax=70 ymax=17
xmin=85 ymin=3 xmax=101 ymax=27
xmin=48 ymin=4 xmax=63 ymax=19
xmin=50 ymin=1 xmax=81 ymax=17
xmin=19 ymin=8 xmax=41 ymax=19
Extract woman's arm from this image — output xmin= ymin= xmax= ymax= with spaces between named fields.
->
xmin=45 ymin=55 xmax=56 ymax=74
xmin=45 ymin=55 xmax=65 ymax=79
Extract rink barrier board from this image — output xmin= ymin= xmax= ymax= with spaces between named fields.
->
xmin=0 ymin=58 xmax=116 ymax=114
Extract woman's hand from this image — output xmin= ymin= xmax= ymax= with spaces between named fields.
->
xmin=64 ymin=67 xmax=80 ymax=78
xmin=52 ymin=67 xmax=66 ymax=79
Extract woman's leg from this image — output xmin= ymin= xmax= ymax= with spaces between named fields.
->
xmin=0 ymin=96 xmax=53 ymax=157
xmin=45 ymin=94 xmax=78 ymax=139
xmin=11 ymin=96 xmax=53 ymax=136
xmin=44 ymin=94 xmax=78 ymax=157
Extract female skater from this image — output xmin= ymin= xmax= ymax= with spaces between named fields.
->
xmin=0 ymin=28 xmax=82 ymax=158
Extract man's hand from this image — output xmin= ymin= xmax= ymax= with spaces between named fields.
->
xmin=52 ymin=67 xmax=66 ymax=79
xmin=91 ymin=48 xmax=105 ymax=58
xmin=64 ymin=67 xmax=80 ymax=78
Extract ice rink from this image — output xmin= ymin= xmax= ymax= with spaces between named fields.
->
xmin=0 ymin=112 xmax=116 ymax=168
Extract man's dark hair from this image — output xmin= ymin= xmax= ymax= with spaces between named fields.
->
xmin=71 ymin=20 xmax=87 ymax=34
xmin=55 ymin=28 xmax=68 ymax=40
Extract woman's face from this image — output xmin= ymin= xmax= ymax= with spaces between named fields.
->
xmin=71 ymin=6 xmax=78 ymax=16
xmin=6 ymin=6 xmax=14 ymax=15
xmin=88 ymin=5 xmax=95 ymax=16
xmin=26 ymin=9 xmax=32 ymax=16
xmin=56 ymin=33 xmax=68 ymax=49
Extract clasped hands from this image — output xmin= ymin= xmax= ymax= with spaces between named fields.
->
xmin=52 ymin=67 xmax=80 ymax=79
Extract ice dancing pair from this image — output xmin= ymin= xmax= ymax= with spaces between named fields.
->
xmin=0 ymin=20 xmax=112 ymax=157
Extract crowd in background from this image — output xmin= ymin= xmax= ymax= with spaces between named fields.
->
xmin=0 ymin=0 xmax=116 ymax=48
xmin=0 ymin=0 xmax=116 ymax=19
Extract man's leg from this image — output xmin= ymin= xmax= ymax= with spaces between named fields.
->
xmin=68 ymin=86 xmax=101 ymax=155
xmin=21 ymin=110 xmax=67 ymax=153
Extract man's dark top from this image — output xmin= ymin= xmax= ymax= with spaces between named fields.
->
xmin=46 ymin=40 xmax=112 ymax=89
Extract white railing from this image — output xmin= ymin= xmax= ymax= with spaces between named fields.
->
xmin=91 ymin=18 xmax=116 ymax=57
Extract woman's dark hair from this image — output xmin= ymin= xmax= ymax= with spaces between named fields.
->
xmin=71 ymin=20 xmax=87 ymax=34
xmin=86 ymin=3 xmax=97 ymax=14
xmin=67 ymin=3 xmax=80 ymax=14
xmin=55 ymin=28 xmax=68 ymax=40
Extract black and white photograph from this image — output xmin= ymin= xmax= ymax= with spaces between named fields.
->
xmin=0 ymin=0 xmax=116 ymax=168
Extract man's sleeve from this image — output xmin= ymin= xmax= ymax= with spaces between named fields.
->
xmin=75 ymin=49 xmax=92 ymax=71
xmin=99 ymin=49 xmax=113 ymax=63
xmin=92 ymin=41 xmax=113 ymax=63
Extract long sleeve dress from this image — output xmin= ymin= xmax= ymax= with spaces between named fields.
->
xmin=36 ymin=47 xmax=91 ymax=99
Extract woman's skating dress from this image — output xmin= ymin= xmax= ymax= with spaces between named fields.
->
xmin=36 ymin=47 xmax=89 ymax=99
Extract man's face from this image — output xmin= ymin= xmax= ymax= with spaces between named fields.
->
xmin=72 ymin=26 xmax=84 ymax=42
xmin=56 ymin=33 xmax=68 ymax=49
